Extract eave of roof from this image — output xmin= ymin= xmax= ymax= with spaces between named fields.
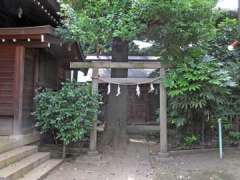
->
xmin=0 ymin=25 xmax=84 ymax=61
xmin=0 ymin=25 xmax=58 ymax=48
xmin=0 ymin=25 xmax=55 ymax=35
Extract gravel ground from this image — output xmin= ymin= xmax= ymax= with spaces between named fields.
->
xmin=151 ymin=147 xmax=240 ymax=180
xmin=45 ymin=138 xmax=153 ymax=180
xmin=45 ymin=139 xmax=240 ymax=180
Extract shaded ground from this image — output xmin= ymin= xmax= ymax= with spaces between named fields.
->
xmin=45 ymin=138 xmax=153 ymax=180
xmin=151 ymin=148 xmax=240 ymax=180
xmin=45 ymin=139 xmax=240 ymax=180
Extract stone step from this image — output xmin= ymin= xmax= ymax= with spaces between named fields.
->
xmin=19 ymin=159 xmax=63 ymax=180
xmin=0 ymin=133 xmax=40 ymax=154
xmin=0 ymin=152 xmax=50 ymax=180
xmin=0 ymin=146 xmax=38 ymax=169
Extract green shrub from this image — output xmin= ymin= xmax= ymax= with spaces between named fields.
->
xmin=183 ymin=134 xmax=199 ymax=146
xmin=229 ymin=131 xmax=240 ymax=143
xmin=34 ymin=81 xmax=101 ymax=158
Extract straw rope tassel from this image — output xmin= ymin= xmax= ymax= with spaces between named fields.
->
xmin=148 ymin=83 xmax=155 ymax=93
xmin=136 ymin=84 xmax=140 ymax=97
xmin=107 ymin=83 xmax=111 ymax=95
xmin=116 ymin=84 xmax=121 ymax=96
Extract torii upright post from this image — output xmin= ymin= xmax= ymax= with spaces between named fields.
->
xmin=88 ymin=68 xmax=99 ymax=155
xmin=159 ymin=68 xmax=169 ymax=157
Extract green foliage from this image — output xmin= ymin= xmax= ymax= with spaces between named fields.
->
xmin=165 ymin=58 xmax=229 ymax=97
xmin=56 ymin=0 xmax=240 ymax=146
xmin=209 ymin=17 xmax=240 ymax=62
xmin=183 ymin=134 xmax=199 ymax=146
xmin=229 ymin=131 xmax=240 ymax=142
xmin=145 ymin=0 xmax=218 ymax=63
xmin=168 ymin=113 xmax=187 ymax=128
xmin=164 ymin=56 xmax=232 ymax=110
xmin=155 ymin=109 xmax=186 ymax=128
xmin=57 ymin=0 xmax=218 ymax=55
xmin=34 ymin=81 xmax=101 ymax=145
xmin=222 ymin=119 xmax=233 ymax=130
xmin=207 ymin=17 xmax=240 ymax=122
xmin=220 ymin=119 xmax=240 ymax=145
xmin=162 ymin=15 xmax=237 ymax=132
xmin=57 ymin=0 xmax=148 ymax=53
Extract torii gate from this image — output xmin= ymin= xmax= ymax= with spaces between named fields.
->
xmin=70 ymin=61 xmax=169 ymax=157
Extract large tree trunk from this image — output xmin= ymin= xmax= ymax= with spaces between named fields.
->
xmin=102 ymin=38 xmax=129 ymax=148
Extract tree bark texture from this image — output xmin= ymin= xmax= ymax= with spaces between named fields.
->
xmin=102 ymin=38 xmax=129 ymax=148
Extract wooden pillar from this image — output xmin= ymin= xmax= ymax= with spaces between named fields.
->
xmin=13 ymin=46 xmax=25 ymax=135
xmin=159 ymin=68 xmax=168 ymax=156
xmin=89 ymin=68 xmax=99 ymax=155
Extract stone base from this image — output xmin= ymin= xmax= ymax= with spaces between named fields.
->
xmin=87 ymin=150 xmax=99 ymax=156
xmin=158 ymin=152 xmax=170 ymax=158
xmin=84 ymin=150 xmax=101 ymax=161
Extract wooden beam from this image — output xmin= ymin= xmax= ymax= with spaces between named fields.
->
xmin=97 ymin=78 xmax=160 ymax=84
xmin=86 ymin=55 xmax=160 ymax=61
xmin=44 ymin=34 xmax=62 ymax=44
xmin=0 ymin=41 xmax=50 ymax=48
xmin=0 ymin=25 xmax=55 ymax=35
xmin=0 ymin=34 xmax=44 ymax=40
xmin=0 ymin=34 xmax=61 ymax=47
xmin=70 ymin=61 xmax=161 ymax=69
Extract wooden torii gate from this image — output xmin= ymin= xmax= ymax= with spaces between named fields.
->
xmin=70 ymin=61 xmax=169 ymax=157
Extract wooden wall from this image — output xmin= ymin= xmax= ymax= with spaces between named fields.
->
xmin=0 ymin=46 xmax=15 ymax=135
xmin=127 ymin=85 xmax=151 ymax=124
xmin=0 ymin=45 xmax=67 ymax=136
xmin=100 ymin=84 xmax=159 ymax=125
xmin=21 ymin=49 xmax=36 ymax=134
xmin=38 ymin=49 xmax=58 ymax=89
xmin=21 ymin=48 xmax=61 ymax=134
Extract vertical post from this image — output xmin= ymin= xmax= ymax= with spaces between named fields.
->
xmin=238 ymin=0 xmax=240 ymax=22
xmin=238 ymin=0 xmax=240 ymax=37
xmin=73 ymin=70 xmax=78 ymax=81
xmin=218 ymin=119 xmax=223 ymax=159
xmin=89 ymin=68 xmax=99 ymax=155
xmin=159 ymin=68 xmax=169 ymax=157
xmin=13 ymin=46 xmax=25 ymax=135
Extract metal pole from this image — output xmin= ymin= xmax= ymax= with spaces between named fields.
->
xmin=238 ymin=0 xmax=240 ymax=32
xmin=218 ymin=119 xmax=223 ymax=159
xmin=238 ymin=0 xmax=240 ymax=21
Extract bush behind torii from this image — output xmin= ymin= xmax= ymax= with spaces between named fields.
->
xmin=33 ymin=81 xmax=101 ymax=158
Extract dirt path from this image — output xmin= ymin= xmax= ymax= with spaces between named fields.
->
xmin=151 ymin=147 xmax=240 ymax=180
xmin=45 ymin=140 xmax=154 ymax=180
xmin=45 ymin=139 xmax=240 ymax=180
